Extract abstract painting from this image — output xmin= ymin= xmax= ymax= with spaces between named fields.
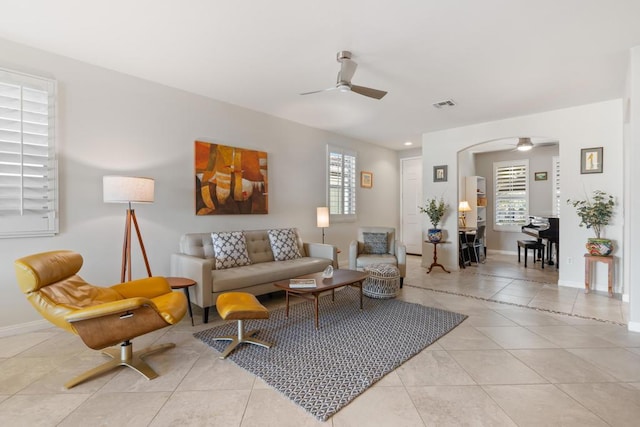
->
xmin=195 ymin=140 xmax=268 ymax=215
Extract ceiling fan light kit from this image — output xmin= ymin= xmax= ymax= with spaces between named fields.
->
xmin=301 ymin=50 xmax=388 ymax=100
xmin=516 ymin=137 xmax=534 ymax=151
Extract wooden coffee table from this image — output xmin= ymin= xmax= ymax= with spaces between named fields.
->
xmin=274 ymin=269 xmax=368 ymax=330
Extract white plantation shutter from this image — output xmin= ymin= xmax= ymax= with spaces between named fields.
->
xmin=328 ymin=146 xmax=356 ymax=220
xmin=0 ymin=69 xmax=57 ymax=237
xmin=494 ymin=160 xmax=529 ymax=231
xmin=552 ymin=156 xmax=560 ymax=217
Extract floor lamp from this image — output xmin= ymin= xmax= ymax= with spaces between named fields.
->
xmin=103 ymin=176 xmax=155 ymax=282
xmin=316 ymin=207 xmax=330 ymax=244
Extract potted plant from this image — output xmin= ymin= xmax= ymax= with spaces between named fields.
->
xmin=567 ymin=190 xmax=615 ymax=256
xmin=419 ymin=197 xmax=448 ymax=242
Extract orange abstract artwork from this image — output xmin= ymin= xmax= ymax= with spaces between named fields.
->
xmin=195 ymin=141 xmax=268 ymax=215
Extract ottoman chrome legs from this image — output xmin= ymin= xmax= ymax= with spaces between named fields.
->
xmin=213 ymin=319 xmax=272 ymax=359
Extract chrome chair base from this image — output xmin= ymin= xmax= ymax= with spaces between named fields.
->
xmin=64 ymin=341 xmax=175 ymax=389
xmin=212 ymin=319 xmax=272 ymax=359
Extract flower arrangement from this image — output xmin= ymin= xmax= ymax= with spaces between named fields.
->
xmin=419 ymin=197 xmax=448 ymax=229
xmin=566 ymin=190 xmax=615 ymax=239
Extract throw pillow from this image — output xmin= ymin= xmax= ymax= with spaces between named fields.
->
xmin=362 ymin=232 xmax=388 ymax=254
xmin=268 ymin=228 xmax=302 ymax=261
xmin=211 ymin=231 xmax=252 ymax=270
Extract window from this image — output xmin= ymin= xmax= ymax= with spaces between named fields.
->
xmin=552 ymin=156 xmax=560 ymax=217
xmin=327 ymin=146 xmax=356 ymax=220
xmin=0 ymin=68 xmax=57 ymax=238
xmin=494 ymin=159 xmax=529 ymax=231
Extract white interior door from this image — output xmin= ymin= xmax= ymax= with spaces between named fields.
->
xmin=401 ymin=157 xmax=423 ymax=255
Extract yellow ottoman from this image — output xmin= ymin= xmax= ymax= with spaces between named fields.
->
xmin=213 ymin=292 xmax=272 ymax=359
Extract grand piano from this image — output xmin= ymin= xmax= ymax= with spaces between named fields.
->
xmin=521 ymin=216 xmax=559 ymax=266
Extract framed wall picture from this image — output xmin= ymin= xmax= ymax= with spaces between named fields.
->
xmin=581 ymin=147 xmax=603 ymax=174
xmin=433 ymin=165 xmax=448 ymax=182
xmin=534 ymin=171 xmax=548 ymax=181
xmin=194 ymin=140 xmax=268 ymax=215
xmin=360 ymin=171 xmax=373 ymax=188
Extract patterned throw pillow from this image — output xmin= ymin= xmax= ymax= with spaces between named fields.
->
xmin=268 ymin=228 xmax=302 ymax=261
xmin=211 ymin=231 xmax=252 ymax=270
xmin=362 ymin=232 xmax=388 ymax=254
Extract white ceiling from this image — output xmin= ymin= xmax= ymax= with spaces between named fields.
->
xmin=2 ymin=0 xmax=640 ymax=151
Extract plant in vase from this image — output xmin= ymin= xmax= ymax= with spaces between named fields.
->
xmin=567 ymin=190 xmax=615 ymax=256
xmin=419 ymin=197 xmax=448 ymax=242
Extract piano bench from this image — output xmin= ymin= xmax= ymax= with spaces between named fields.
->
xmin=517 ymin=240 xmax=545 ymax=268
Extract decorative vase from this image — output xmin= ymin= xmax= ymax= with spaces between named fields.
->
xmin=427 ymin=228 xmax=442 ymax=242
xmin=322 ymin=265 xmax=334 ymax=278
xmin=586 ymin=238 xmax=613 ymax=256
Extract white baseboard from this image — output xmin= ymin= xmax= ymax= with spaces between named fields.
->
xmin=0 ymin=319 xmax=51 ymax=338
xmin=623 ymin=294 xmax=630 ymax=303
xmin=557 ymin=280 xmax=584 ymax=289
xmin=628 ymin=321 xmax=640 ymax=333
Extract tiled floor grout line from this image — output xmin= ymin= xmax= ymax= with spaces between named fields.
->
xmin=406 ymin=284 xmax=627 ymax=326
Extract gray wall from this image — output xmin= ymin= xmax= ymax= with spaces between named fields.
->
xmin=0 ymin=38 xmax=400 ymax=331
xmin=474 ymin=144 xmax=559 ymax=252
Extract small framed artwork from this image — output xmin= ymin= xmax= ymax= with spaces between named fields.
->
xmin=433 ymin=165 xmax=448 ymax=182
xmin=360 ymin=171 xmax=373 ymax=188
xmin=534 ymin=171 xmax=548 ymax=181
xmin=581 ymin=147 xmax=603 ymax=174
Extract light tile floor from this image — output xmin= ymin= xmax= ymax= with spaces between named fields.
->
xmin=1 ymin=254 xmax=639 ymax=426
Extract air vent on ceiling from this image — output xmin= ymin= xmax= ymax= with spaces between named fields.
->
xmin=432 ymin=99 xmax=456 ymax=109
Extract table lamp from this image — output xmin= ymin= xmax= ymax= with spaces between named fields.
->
xmin=458 ymin=200 xmax=471 ymax=227
xmin=103 ymin=176 xmax=154 ymax=282
xmin=316 ymin=207 xmax=330 ymax=243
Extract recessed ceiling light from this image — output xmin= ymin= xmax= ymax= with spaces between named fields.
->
xmin=403 ymin=141 xmax=413 ymax=146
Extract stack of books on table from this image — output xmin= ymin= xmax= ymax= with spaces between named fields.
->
xmin=289 ymin=278 xmax=317 ymax=288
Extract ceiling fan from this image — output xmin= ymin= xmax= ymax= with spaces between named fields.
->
xmin=300 ymin=51 xmax=388 ymax=100
xmin=509 ymin=137 xmax=558 ymax=152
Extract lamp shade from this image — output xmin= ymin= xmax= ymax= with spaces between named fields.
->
xmin=316 ymin=207 xmax=330 ymax=228
xmin=103 ymin=176 xmax=155 ymax=203
xmin=458 ymin=201 xmax=471 ymax=212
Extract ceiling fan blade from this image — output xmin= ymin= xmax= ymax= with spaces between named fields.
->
xmin=338 ymin=59 xmax=357 ymax=83
xmin=351 ymin=85 xmax=387 ymax=100
xmin=300 ymin=87 xmax=337 ymax=96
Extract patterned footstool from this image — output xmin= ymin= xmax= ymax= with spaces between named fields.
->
xmin=363 ymin=264 xmax=401 ymax=299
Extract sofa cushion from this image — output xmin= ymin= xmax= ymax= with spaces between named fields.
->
xmin=268 ymin=228 xmax=302 ymax=261
xmin=362 ymin=232 xmax=388 ymax=254
xmin=356 ymin=254 xmax=398 ymax=269
xmin=244 ymin=229 xmax=275 ymax=264
xmin=211 ymin=231 xmax=252 ymax=270
xmin=210 ymin=257 xmax=333 ymax=293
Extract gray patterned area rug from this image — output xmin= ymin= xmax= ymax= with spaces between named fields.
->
xmin=194 ymin=287 xmax=467 ymax=421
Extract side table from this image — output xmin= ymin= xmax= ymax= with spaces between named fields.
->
xmin=166 ymin=276 xmax=197 ymax=326
xmin=584 ymin=255 xmax=614 ymax=296
xmin=425 ymin=241 xmax=451 ymax=274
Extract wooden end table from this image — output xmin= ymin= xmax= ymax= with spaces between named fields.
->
xmin=166 ymin=276 xmax=196 ymax=326
xmin=425 ymin=240 xmax=451 ymax=274
xmin=274 ymin=269 xmax=368 ymax=330
xmin=584 ymin=255 xmax=614 ymax=296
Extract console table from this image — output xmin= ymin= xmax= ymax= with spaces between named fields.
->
xmin=425 ymin=241 xmax=451 ymax=274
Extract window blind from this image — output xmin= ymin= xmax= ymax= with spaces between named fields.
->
xmin=328 ymin=146 xmax=356 ymax=218
xmin=0 ymin=69 xmax=57 ymax=237
xmin=494 ymin=160 xmax=529 ymax=229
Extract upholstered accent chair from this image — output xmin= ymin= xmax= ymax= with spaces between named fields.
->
xmin=14 ymin=250 xmax=187 ymax=388
xmin=349 ymin=227 xmax=406 ymax=287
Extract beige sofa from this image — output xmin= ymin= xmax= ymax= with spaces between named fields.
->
xmin=170 ymin=229 xmax=337 ymax=323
